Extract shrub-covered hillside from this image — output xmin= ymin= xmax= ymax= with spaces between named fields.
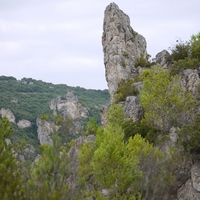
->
xmin=0 ymin=76 xmax=110 ymax=147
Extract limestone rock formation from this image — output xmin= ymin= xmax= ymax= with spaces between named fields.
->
xmin=67 ymin=134 xmax=95 ymax=190
xmin=0 ymin=108 xmax=15 ymax=123
xmin=177 ymin=163 xmax=200 ymax=200
xmin=102 ymin=2 xmax=147 ymax=102
xmin=36 ymin=118 xmax=57 ymax=145
xmin=181 ymin=69 xmax=200 ymax=97
xmin=124 ymin=96 xmax=143 ymax=121
xmin=49 ymin=91 xmax=88 ymax=119
xmin=155 ymin=49 xmax=170 ymax=68
xmin=17 ymin=119 xmax=31 ymax=129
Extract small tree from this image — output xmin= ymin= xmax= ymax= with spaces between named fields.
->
xmin=0 ymin=117 xmax=25 ymax=200
xmin=27 ymin=134 xmax=70 ymax=200
xmin=140 ymin=66 xmax=196 ymax=131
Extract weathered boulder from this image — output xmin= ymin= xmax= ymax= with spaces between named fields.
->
xmin=36 ymin=118 xmax=58 ymax=145
xmin=102 ymin=3 xmax=147 ymax=102
xmin=124 ymin=96 xmax=143 ymax=122
xmin=67 ymin=135 xmax=95 ymax=190
xmin=191 ymin=163 xmax=200 ymax=192
xmin=155 ymin=49 xmax=170 ymax=68
xmin=0 ymin=108 xmax=15 ymax=123
xmin=49 ymin=91 xmax=88 ymax=119
xmin=177 ymin=163 xmax=200 ymax=200
xmin=17 ymin=119 xmax=31 ymax=129
xmin=181 ymin=69 xmax=200 ymax=97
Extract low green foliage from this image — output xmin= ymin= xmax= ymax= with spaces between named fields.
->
xmin=85 ymin=117 xmax=98 ymax=136
xmin=0 ymin=117 xmax=25 ymax=200
xmin=0 ymin=76 xmax=110 ymax=150
xmin=114 ymin=79 xmax=139 ymax=103
xmin=168 ymin=40 xmax=190 ymax=62
xmin=178 ymin=114 xmax=200 ymax=155
xmin=130 ymin=28 xmax=138 ymax=42
xmin=135 ymin=54 xmax=155 ymax=68
xmin=25 ymin=134 xmax=70 ymax=200
xmin=121 ymin=59 xmax=126 ymax=67
xmin=140 ymin=66 xmax=196 ymax=131
xmin=78 ymin=104 xmax=175 ymax=199
xmin=168 ymin=32 xmax=200 ymax=75
xmin=170 ymin=57 xmax=200 ymax=75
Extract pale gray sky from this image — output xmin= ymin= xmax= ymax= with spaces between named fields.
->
xmin=0 ymin=0 xmax=199 ymax=89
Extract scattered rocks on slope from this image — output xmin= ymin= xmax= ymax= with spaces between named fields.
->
xmin=102 ymin=2 xmax=147 ymax=102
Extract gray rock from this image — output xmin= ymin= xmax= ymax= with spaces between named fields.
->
xmin=102 ymin=3 xmax=147 ymax=102
xmin=49 ymin=91 xmax=88 ymax=119
xmin=17 ymin=119 xmax=31 ymax=129
xmin=191 ymin=163 xmax=200 ymax=192
xmin=155 ymin=49 xmax=170 ymax=68
xmin=181 ymin=69 xmax=200 ymax=97
xmin=67 ymin=135 xmax=95 ymax=190
xmin=0 ymin=108 xmax=15 ymax=123
xmin=177 ymin=179 xmax=200 ymax=200
xmin=36 ymin=118 xmax=56 ymax=145
xmin=124 ymin=96 xmax=143 ymax=122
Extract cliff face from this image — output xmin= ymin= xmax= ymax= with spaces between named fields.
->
xmin=102 ymin=3 xmax=147 ymax=102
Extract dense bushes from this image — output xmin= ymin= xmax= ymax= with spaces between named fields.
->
xmin=78 ymin=105 xmax=175 ymax=199
xmin=168 ymin=32 xmax=200 ymax=75
xmin=114 ymin=79 xmax=139 ymax=103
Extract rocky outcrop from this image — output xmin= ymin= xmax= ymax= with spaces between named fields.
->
xmin=155 ymin=49 xmax=170 ymax=68
xmin=177 ymin=163 xmax=200 ymax=200
xmin=49 ymin=91 xmax=88 ymax=119
xmin=67 ymin=135 xmax=95 ymax=190
xmin=181 ymin=69 xmax=200 ymax=97
xmin=36 ymin=118 xmax=58 ymax=145
xmin=124 ymin=96 xmax=143 ymax=122
xmin=102 ymin=2 xmax=147 ymax=102
xmin=0 ymin=108 xmax=15 ymax=123
xmin=17 ymin=119 xmax=31 ymax=129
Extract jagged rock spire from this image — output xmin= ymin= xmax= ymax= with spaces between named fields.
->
xmin=102 ymin=3 xmax=147 ymax=102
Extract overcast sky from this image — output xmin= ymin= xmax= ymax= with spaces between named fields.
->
xmin=0 ymin=0 xmax=199 ymax=90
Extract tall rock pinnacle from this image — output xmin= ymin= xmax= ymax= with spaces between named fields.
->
xmin=102 ymin=3 xmax=147 ymax=102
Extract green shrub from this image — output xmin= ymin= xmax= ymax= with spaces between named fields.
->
xmin=178 ymin=114 xmax=200 ymax=155
xmin=114 ymin=79 xmax=139 ymax=103
xmin=135 ymin=54 xmax=155 ymax=68
xmin=168 ymin=40 xmax=190 ymax=62
xmin=121 ymin=59 xmax=126 ymax=68
xmin=170 ymin=58 xmax=200 ymax=75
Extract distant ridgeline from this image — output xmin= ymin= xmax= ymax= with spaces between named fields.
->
xmin=0 ymin=76 xmax=109 ymax=151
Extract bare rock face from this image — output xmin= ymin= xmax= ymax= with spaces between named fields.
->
xmin=177 ymin=163 xmax=200 ymax=200
xmin=124 ymin=96 xmax=143 ymax=122
xmin=102 ymin=3 xmax=147 ymax=102
xmin=17 ymin=119 xmax=31 ymax=129
xmin=36 ymin=118 xmax=57 ymax=145
xmin=49 ymin=91 xmax=88 ymax=119
xmin=67 ymin=135 xmax=95 ymax=191
xmin=155 ymin=49 xmax=170 ymax=68
xmin=181 ymin=69 xmax=200 ymax=97
xmin=0 ymin=108 xmax=15 ymax=123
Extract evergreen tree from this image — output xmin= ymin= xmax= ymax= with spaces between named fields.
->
xmin=140 ymin=66 xmax=196 ymax=131
xmin=0 ymin=117 xmax=24 ymax=200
